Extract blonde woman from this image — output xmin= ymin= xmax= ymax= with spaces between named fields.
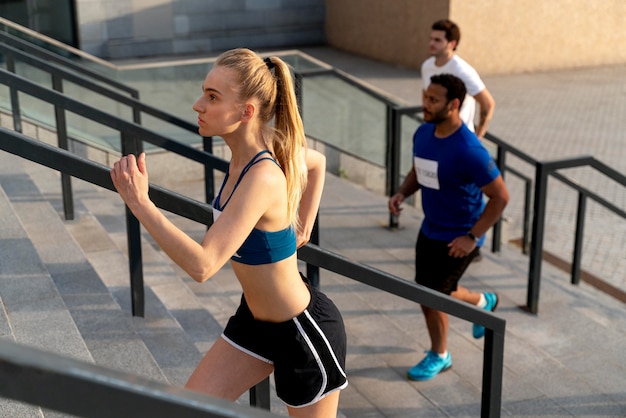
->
xmin=111 ymin=48 xmax=347 ymax=417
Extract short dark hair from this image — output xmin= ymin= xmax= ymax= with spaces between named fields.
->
xmin=432 ymin=19 xmax=460 ymax=50
xmin=430 ymin=74 xmax=466 ymax=107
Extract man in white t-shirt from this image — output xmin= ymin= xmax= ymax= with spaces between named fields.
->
xmin=421 ymin=19 xmax=495 ymax=138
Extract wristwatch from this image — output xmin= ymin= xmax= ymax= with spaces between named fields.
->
xmin=467 ymin=231 xmax=478 ymax=241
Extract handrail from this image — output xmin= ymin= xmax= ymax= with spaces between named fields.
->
xmin=0 ymin=16 xmax=119 ymax=70
xmin=526 ymin=156 xmax=626 ymax=313
xmin=0 ymin=68 xmax=227 ymax=318
xmin=0 ymin=36 xmax=198 ymax=143
xmin=0 ymin=127 xmax=505 ymax=417
xmin=0 ymin=338 xmax=277 ymax=417
xmin=380 ymin=101 xmax=626 ymax=313
xmin=0 ymin=128 xmax=213 ymax=224
xmin=0 ymin=30 xmax=216 ymax=232
xmin=0 ymin=69 xmax=228 ymax=174
xmin=0 ymin=24 xmax=133 ymax=99
xmin=297 ymin=245 xmax=505 ymax=417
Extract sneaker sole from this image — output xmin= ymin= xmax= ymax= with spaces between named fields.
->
xmin=473 ymin=294 xmax=500 ymax=339
xmin=490 ymin=293 xmax=500 ymax=312
xmin=407 ymin=364 xmax=452 ymax=381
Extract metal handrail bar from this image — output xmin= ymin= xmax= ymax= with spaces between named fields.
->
xmin=551 ymin=170 xmax=626 ymax=219
xmin=1 ymin=39 xmax=201 ymax=224
xmin=0 ymin=339 xmax=277 ymax=418
xmin=298 ymin=66 xmax=405 ymax=106
xmin=501 ymin=165 xmax=533 ymax=254
xmin=0 ymin=68 xmax=227 ymax=318
xmin=0 ymin=40 xmax=198 ymax=140
xmin=376 ymin=101 xmax=625 ymax=312
xmin=0 ymin=69 xmax=228 ymax=171
xmin=0 ymin=17 xmax=120 ymax=71
xmin=0 ymin=127 xmax=504 ymax=418
xmin=484 ymin=131 xmax=537 ymax=166
xmin=527 ymin=155 xmax=626 ymax=313
xmin=297 ymin=64 xmax=625 ymax=316
xmin=0 ymin=128 xmax=213 ymax=224
xmin=297 ymin=244 xmax=505 ymax=418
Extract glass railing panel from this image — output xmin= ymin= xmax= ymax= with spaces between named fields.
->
xmin=0 ymin=83 xmax=9 ymax=115
xmin=400 ymin=113 xmax=421 ymax=175
xmin=139 ymin=113 xmax=203 ymax=151
xmin=301 ymin=74 xmax=387 ymax=166
xmin=1 ymin=20 xmax=395 ymax=169
xmin=65 ymin=114 xmax=122 ymax=152
xmin=114 ymin=52 xmax=322 ymax=130
xmin=0 ymin=18 xmax=119 ymax=82
xmin=116 ymin=62 xmax=212 ymax=126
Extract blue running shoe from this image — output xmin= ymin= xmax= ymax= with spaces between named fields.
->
xmin=407 ymin=350 xmax=452 ymax=381
xmin=472 ymin=292 xmax=499 ymax=339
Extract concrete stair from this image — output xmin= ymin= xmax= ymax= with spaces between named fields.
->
xmin=0 ymin=142 xmax=296 ymax=415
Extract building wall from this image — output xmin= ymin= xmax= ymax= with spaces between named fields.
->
xmin=76 ymin=0 xmax=326 ymax=60
xmin=325 ymin=0 xmax=626 ymax=75
xmin=324 ymin=0 xmax=447 ymax=71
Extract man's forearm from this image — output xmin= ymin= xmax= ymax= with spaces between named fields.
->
xmin=475 ymin=107 xmax=493 ymax=139
xmin=470 ymin=197 xmax=507 ymax=237
xmin=473 ymin=89 xmax=496 ymax=138
xmin=397 ymin=167 xmax=420 ymax=198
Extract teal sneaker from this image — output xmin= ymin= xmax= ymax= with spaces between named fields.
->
xmin=407 ymin=350 xmax=452 ymax=381
xmin=472 ymin=292 xmax=499 ymax=339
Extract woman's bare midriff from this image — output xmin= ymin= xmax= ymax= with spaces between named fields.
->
xmin=232 ymin=254 xmax=311 ymax=322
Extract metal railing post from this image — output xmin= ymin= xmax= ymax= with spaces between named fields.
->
xmin=527 ymin=162 xmax=549 ymax=313
xmin=294 ymin=70 xmax=320 ymax=287
xmin=571 ymin=192 xmax=586 ymax=285
xmin=491 ymin=146 xmax=507 ymax=253
xmin=203 ymin=136 xmax=215 ymax=207
xmin=249 ymin=377 xmax=271 ymax=410
xmin=387 ymin=105 xmax=401 ymax=229
xmin=522 ymin=179 xmax=533 ymax=254
xmin=295 ymin=72 xmax=303 ymax=115
xmin=5 ymin=56 xmax=22 ymax=133
xmin=121 ymin=132 xmax=145 ymax=317
xmin=51 ymin=73 xmax=74 ymax=220
xmin=306 ymin=216 xmax=320 ymax=288
xmin=482 ymin=327 xmax=505 ymax=418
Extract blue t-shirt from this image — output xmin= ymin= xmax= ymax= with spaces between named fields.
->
xmin=413 ymin=123 xmax=500 ymax=243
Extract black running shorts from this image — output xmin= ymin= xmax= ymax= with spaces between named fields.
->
xmin=415 ymin=230 xmax=480 ymax=295
xmin=222 ymin=283 xmax=348 ymax=407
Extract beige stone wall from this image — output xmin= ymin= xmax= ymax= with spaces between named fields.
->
xmin=324 ymin=0 xmax=448 ymax=70
xmin=325 ymin=0 xmax=626 ymax=75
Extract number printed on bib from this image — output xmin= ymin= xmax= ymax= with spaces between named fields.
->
xmin=414 ymin=156 xmax=440 ymax=190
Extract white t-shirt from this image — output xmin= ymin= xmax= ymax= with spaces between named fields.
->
xmin=421 ymin=55 xmax=485 ymax=132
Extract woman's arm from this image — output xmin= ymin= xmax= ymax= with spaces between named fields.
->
xmin=110 ymin=153 xmax=273 ymax=282
xmin=296 ymin=149 xmax=326 ymax=247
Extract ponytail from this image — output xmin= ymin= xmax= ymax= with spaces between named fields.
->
xmin=265 ymin=56 xmax=308 ymax=230
xmin=214 ymin=49 xmax=307 ymax=229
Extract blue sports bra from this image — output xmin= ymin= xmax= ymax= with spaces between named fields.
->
xmin=213 ymin=150 xmax=296 ymax=265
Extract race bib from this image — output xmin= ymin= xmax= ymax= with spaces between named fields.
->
xmin=414 ymin=156 xmax=439 ymax=190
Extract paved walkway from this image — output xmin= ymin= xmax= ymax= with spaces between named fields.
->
xmin=298 ymin=46 xmax=626 ymax=294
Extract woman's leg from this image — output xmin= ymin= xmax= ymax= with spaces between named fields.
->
xmin=186 ymin=336 xmax=274 ymax=401
xmin=286 ymin=391 xmax=341 ymax=418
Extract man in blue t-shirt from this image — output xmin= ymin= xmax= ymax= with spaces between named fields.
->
xmin=388 ymin=74 xmax=509 ymax=381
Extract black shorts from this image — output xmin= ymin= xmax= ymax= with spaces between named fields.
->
xmin=415 ymin=230 xmax=480 ymax=295
xmin=222 ymin=282 xmax=348 ymax=408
